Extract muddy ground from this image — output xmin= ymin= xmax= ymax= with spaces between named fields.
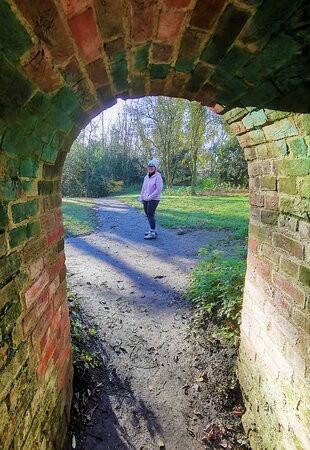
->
xmin=65 ymin=198 xmax=249 ymax=450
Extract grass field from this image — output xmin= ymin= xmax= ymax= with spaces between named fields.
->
xmin=115 ymin=187 xmax=250 ymax=241
xmin=62 ymin=198 xmax=97 ymax=237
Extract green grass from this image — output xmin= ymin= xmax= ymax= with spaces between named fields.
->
xmin=115 ymin=187 xmax=249 ymax=241
xmin=62 ymin=198 xmax=97 ymax=237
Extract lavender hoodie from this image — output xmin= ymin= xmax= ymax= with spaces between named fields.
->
xmin=139 ymin=171 xmax=163 ymax=201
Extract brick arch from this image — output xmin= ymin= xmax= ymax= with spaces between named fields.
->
xmin=0 ymin=1 xmax=309 ymax=448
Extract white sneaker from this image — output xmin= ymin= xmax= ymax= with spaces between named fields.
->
xmin=144 ymin=230 xmax=157 ymax=236
xmin=144 ymin=231 xmax=157 ymax=240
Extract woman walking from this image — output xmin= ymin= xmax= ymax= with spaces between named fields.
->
xmin=139 ymin=159 xmax=163 ymax=240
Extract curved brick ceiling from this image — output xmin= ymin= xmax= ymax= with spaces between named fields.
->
xmin=0 ymin=0 xmax=309 ymax=132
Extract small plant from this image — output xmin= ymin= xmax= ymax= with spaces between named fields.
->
xmin=187 ymin=248 xmax=246 ymax=344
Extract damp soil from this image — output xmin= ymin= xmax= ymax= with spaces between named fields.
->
xmin=64 ymin=198 xmax=249 ymax=450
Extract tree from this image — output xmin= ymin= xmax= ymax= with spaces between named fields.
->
xmin=185 ymin=102 xmax=207 ymax=194
xmin=215 ymin=134 xmax=248 ymax=188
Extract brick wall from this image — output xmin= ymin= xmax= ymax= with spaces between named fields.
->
xmin=0 ymin=102 xmax=75 ymax=448
xmin=223 ymin=108 xmax=310 ymax=449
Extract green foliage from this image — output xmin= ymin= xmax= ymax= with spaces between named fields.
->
xmin=116 ymin=189 xmax=249 ymax=239
xmin=215 ymin=134 xmax=248 ymax=188
xmin=62 ymin=198 xmax=98 ymax=237
xmin=187 ymin=247 xmax=247 ymax=343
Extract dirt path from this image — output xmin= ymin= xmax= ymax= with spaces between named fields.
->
xmin=65 ymin=198 xmax=245 ymax=450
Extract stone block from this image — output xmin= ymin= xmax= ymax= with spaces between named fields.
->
xmin=0 ymin=203 xmax=8 ymax=230
xmin=134 ymin=43 xmax=151 ymax=72
xmin=0 ymin=1 xmax=32 ymax=62
xmin=38 ymin=181 xmax=55 ymax=196
xmin=157 ymin=10 xmax=184 ymax=41
xmin=110 ymin=60 xmax=128 ymax=93
xmin=190 ymin=0 xmax=226 ymax=30
xmin=201 ymin=4 xmax=250 ymax=65
xmin=299 ymin=221 xmax=310 ymax=240
xmin=278 ymin=177 xmax=297 ymax=195
xmin=23 ymin=49 xmax=62 ymax=94
xmin=265 ymin=193 xmax=278 ymax=210
xmin=0 ymin=179 xmax=21 ymax=202
xmin=242 ymin=110 xmax=268 ymax=130
xmin=278 ymin=215 xmax=298 ymax=233
xmin=264 ymin=110 xmax=290 ymax=121
xmin=19 ymin=159 xmax=39 ymax=178
xmin=27 ymin=221 xmax=41 ymax=239
xmin=294 ymin=114 xmax=310 ymax=135
xmin=0 ymin=53 xmax=34 ymax=119
xmin=264 ymin=118 xmax=298 ymax=141
xmin=300 ymin=179 xmax=310 ymax=198
xmin=52 ymin=87 xmax=79 ymax=115
xmin=9 ymin=226 xmax=27 ymax=249
xmin=288 ymin=137 xmax=307 ymax=157
xmin=299 ymin=265 xmax=310 ymax=288
xmin=238 ymin=129 xmax=266 ymax=147
xmin=150 ymin=64 xmax=169 ymax=79
xmin=174 ymin=59 xmax=195 ymax=73
xmin=11 ymin=201 xmax=38 ymax=224
xmin=279 ymin=159 xmax=310 ymax=177
xmin=273 ymin=233 xmax=304 ymax=260
xmin=261 ymin=210 xmax=279 ymax=225
xmin=280 ymin=257 xmax=299 ymax=279
xmin=260 ymin=176 xmax=276 ymax=191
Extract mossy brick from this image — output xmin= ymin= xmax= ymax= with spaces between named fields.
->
xmin=52 ymin=87 xmax=79 ymax=115
xmin=0 ymin=343 xmax=29 ymax=402
xmin=0 ymin=301 xmax=22 ymax=337
xmin=0 ymin=53 xmax=34 ymax=118
xmin=268 ymin=140 xmax=287 ymax=158
xmin=0 ymin=1 xmax=32 ymax=62
xmin=210 ymin=46 xmax=252 ymax=85
xmin=41 ymin=145 xmax=58 ymax=164
xmin=0 ymin=203 xmax=8 ymax=230
xmin=70 ymin=106 xmax=89 ymax=128
xmin=300 ymin=179 xmax=310 ymax=198
xmin=279 ymin=159 xmax=310 ymax=177
xmin=186 ymin=64 xmax=213 ymax=92
xmin=27 ymin=221 xmax=41 ymax=239
xmin=46 ymin=106 xmax=73 ymax=135
xmin=201 ymin=4 xmax=250 ymax=65
xmin=0 ymin=180 xmax=21 ymax=201
xmin=11 ymin=201 xmax=37 ymax=224
xmin=288 ymin=137 xmax=307 ymax=157
xmin=222 ymin=107 xmax=248 ymax=124
xmin=7 ymin=156 xmax=19 ymax=178
xmin=35 ymin=121 xmax=55 ymax=145
xmin=131 ymin=76 xmax=146 ymax=97
xmin=9 ymin=226 xmax=27 ymax=249
xmin=38 ymin=181 xmax=55 ymax=196
xmin=260 ymin=176 xmax=276 ymax=191
xmin=0 ymin=252 xmax=20 ymax=289
xmin=2 ymin=126 xmax=43 ymax=158
xmin=0 ymin=233 xmax=7 ymax=258
xmin=22 ymin=180 xmax=37 ymax=196
xmin=242 ymin=110 xmax=267 ymax=130
xmin=238 ymin=129 xmax=266 ymax=147
xmin=150 ymin=64 xmax=169 ymax=79
xmin=217 ymin=77 xmax=248 ymax=104
xmin=0 ymin=401 xmax=9 ymax=435
xmin=19 ymin=159 xmax=39 ymax=178
xmin=261 ymin=210 xmax=279 ymax=225
xmin=26 ymin=92 xmax=51 ymax=118
xmin=294 ymin=114 xmax=310 ymax=134
xmin=110 ymin=60 xmax=128 ymax=93
xmin=278 ymin=177 xmax=297 ymax=195
xmin=264 ymin=110 xmax=290 ymax=121
xmin=264 ymin=119 xmax=298 ymax=141
xmin=298 ymin=266 xmax=310 ymax=288
xmin=135 ymin=43 xmax=150 ymax=72
xmin=175 ymin=59 xmax=195 ymax=73
xmin=242 ymin=34 xmax=299 ymax=85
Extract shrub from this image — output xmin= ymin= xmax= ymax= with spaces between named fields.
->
xmin=187 ymin=248 xmax=246 ymax=343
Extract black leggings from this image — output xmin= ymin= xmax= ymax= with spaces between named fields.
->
xmin=143 ymin=200 xmax=159 ymax=230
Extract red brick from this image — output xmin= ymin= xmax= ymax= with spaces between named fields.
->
xmin=273 ymin=271 xmax=305 ymax=306
xmin=157 ymin=10 xmax=185 ymax=41
xmin=248 ymin=238 xmax=260 ymax=254
xmin=86 ymin=59 xmax=109 ymax=89
xmin=274 ymin=290 xmax=292 ymax=317
xmin=130 ymin=0 xmax=155 ymax=42
xmin=50 ymin=307 xmax=62 ymax=334
xmin=40 ymin=327 xmax=51 ymax=353
xmin=48 ymin=276 xmax=60 ymax=299
xmin=68 ymin=8 xmax=102 ymax=64
xmin=15 ymin=0 xmax=74 ymax=66
xmin=60 ymin=0 xmax=90 ymax=16
xmin=29 ymin=257 xmax=44 ymax=280
xmin=23 ymin=49 xmax=62 ymax=94
xmin=273 ymin=233 xmax=304 ymax=259
xmin=149 ymin=79 xmax=166 ymax=96
xmin=37 ymin=338 xmax=56 ymax=379
xmin=49 ymin=252 xmax=66 ymax=279
xmin=190 ymin=0 xmax=226 ymax=30
xmin=152 ymin=43 xmax=174 ymax=63
xmin=199 ymin=83 xmax=218 ymax=106
xmin=47 ymin=224 xmax=64 ymax=245
xmin=31 ymin=304 xmax=53 ymax=346
xmin=165 ymin=0 xmax=191 ymax=7
xmin=35 ymin=291 xmax=49 ymax=318
xmin=41 ymin=212 xmax=56 ymax=233
xmin=52 ymin=282 xmax=67 ymax=311
xmin=25 ymin=272 xmax=49 ymax=309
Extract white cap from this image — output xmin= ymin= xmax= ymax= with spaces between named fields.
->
xmin=148 ymin=158 xmax=159 ymax=169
